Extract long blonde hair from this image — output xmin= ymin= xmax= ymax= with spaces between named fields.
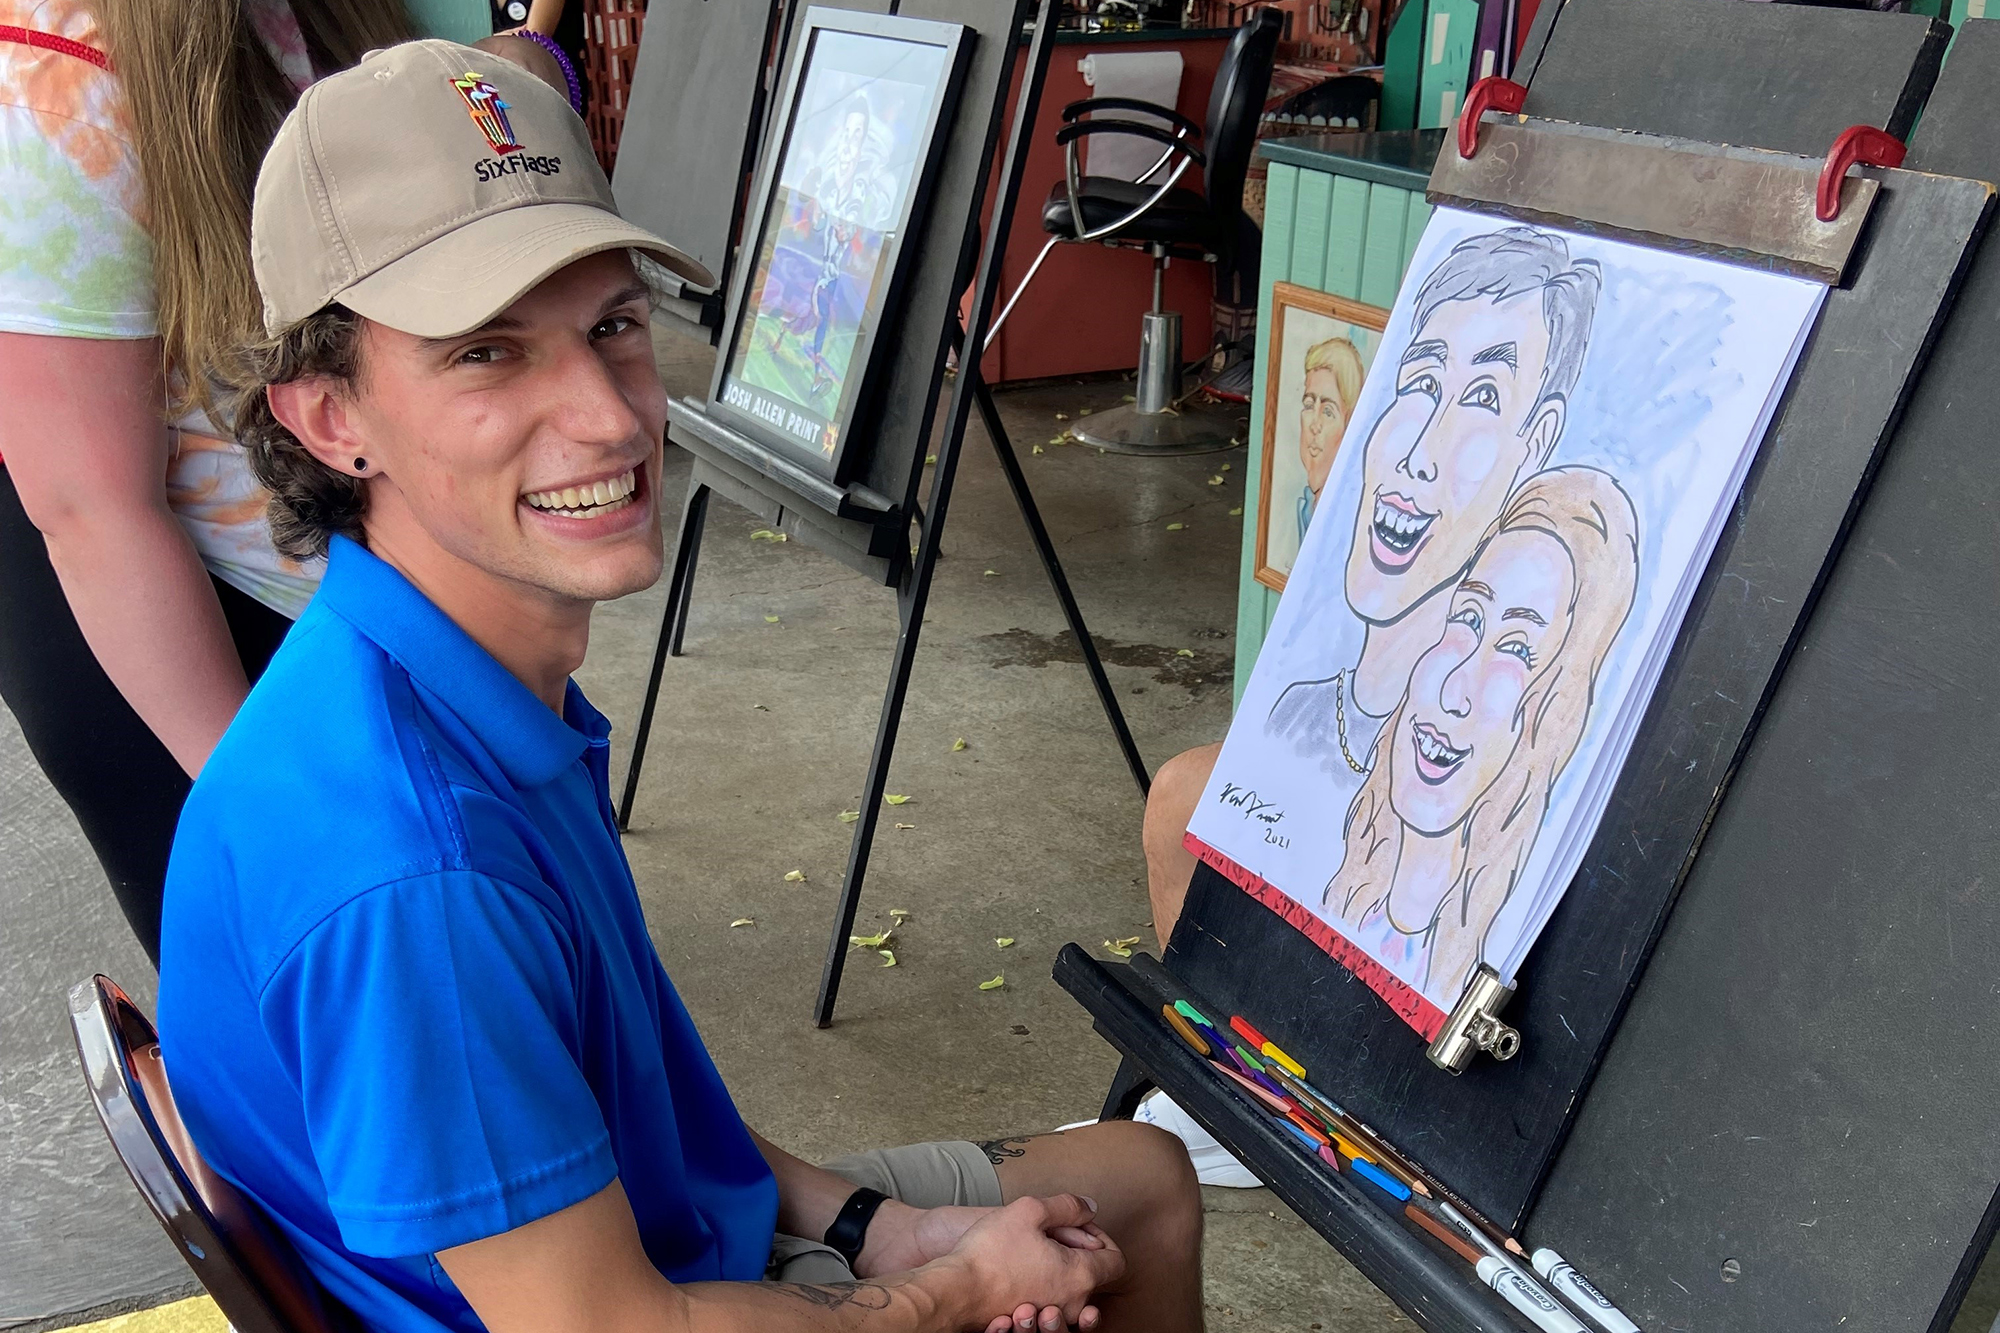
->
xmin=1325 ymin=466 xmax=1640 ymax=998
xmin=89 ymin=0 xmax=412 ymax=419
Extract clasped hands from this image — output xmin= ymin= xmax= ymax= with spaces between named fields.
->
xmin=856 ymin=1194 xmax=1125 ymax=1332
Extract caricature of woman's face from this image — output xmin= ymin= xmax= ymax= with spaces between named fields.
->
xmin=1298 ymin=365 xmax=1348 ymax=498
xmin=1389 ymin=529 xmax=1574 ymax=835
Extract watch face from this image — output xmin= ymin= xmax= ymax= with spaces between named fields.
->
xmin=506 ymin=0 xmax=528 ymax=19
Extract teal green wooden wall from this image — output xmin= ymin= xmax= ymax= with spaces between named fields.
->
xmin=1234 ymin=165 xmax=1432 ymax=704
xmin=1380 ymin=0 xmax=1484 ymax=131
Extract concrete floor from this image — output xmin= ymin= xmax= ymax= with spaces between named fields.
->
xmin=3 ymin=320 xmax=1996 ymax=1331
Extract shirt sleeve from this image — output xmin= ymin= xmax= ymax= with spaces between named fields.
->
xmin=0 ymin=92 xmax=158 ymax=337
xmin=257 ymin=870 xmax=619 ymax=1258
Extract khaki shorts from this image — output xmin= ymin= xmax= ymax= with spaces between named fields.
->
xmin=765 ymin=1140 xmax=1005 ymax=1283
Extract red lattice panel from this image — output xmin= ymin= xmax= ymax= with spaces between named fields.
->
xmin=582 ymin=0 xmax=647 ymax=173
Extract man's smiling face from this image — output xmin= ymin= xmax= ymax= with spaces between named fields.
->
xmin=346 ymin=250 xmax=668 ymax=607
xmin=1344 ymin=290 xmax=1561 ymax=626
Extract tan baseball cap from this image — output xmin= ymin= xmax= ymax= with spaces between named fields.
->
xmin=251 ymin=38 xmax=712 ymax=338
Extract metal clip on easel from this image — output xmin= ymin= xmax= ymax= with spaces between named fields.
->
xmin=1427 ymin=966 xmax=1521 ymax=1074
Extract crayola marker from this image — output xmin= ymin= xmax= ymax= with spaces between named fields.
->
xmin=1477 ymin=1257 xmax=1589 ymax=1333
xmin=1531 ymin=1249 xmax=1641 ymax=1333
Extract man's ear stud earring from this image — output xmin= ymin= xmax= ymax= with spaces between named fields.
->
xmin=353 ymin=457 xmax=368 ymax=472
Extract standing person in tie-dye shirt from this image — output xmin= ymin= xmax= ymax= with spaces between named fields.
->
xmin=0 ymin=0 xmax=573 ymax=961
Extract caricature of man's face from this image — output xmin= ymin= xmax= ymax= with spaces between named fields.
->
xmin=1344 ymin=289 xmax=1564 ymax=625
xmin=1298 ymin=365 xmax=1347 ymax=499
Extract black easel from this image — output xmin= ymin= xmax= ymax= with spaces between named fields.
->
xmin=612 ymin=0 xmax=792 ymax=339
xmin=1057 ymin=2 xmax=2000 ymax=1331
xmin=613 ymin=0 xmax=1153 ymax=1028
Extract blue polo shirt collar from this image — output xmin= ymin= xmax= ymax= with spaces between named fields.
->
xmin=315 ymin=536 xmax=592 ymax=788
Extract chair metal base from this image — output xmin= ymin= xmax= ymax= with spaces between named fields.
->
xmin=1070 ymin=397 xmax=1245 ymax=455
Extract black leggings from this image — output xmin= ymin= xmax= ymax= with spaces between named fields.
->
xmin=0 ymin=465 xmax=292 ymax=965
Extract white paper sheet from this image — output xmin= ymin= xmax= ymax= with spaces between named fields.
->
xmin=1187 ymin=209 xmax=1825 ymax=1035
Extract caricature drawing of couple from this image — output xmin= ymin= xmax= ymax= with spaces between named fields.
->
xmin=1269 ymin=227 xmax=1641 ymax=1001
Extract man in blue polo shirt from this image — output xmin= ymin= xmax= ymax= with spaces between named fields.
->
xmin=156 ymin=40 xmax=1203 ymax=1333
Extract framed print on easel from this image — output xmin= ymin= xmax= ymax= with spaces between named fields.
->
xmin=1255 ymin=283 xmax=1389 ymax=592
xmin=709 ymin=7 xmax=971 ymax=483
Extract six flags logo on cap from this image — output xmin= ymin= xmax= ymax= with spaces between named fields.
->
xmin=451 ymin=69 xmax=565 ymax=181
xmin=452 ymin=71 xmax=523 ymax=155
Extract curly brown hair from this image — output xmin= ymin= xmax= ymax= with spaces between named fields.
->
xmin=225 ymin=305 xmax=368 ymax=561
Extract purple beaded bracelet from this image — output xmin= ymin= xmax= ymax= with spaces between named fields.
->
xmin=506 ymin=28 xmax=582 ymax=116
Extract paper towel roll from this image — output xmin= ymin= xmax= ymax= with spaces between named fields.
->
xmin=1075 ymin=50 xmax=1186 ymax=183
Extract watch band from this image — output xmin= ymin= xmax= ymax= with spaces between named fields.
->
xmin=822 ymin=1186 xmax=890 ymax=1267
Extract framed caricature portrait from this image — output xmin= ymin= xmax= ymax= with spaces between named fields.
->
xmin=710 ymin=8 xmax=970 ymax=481
xmin=1255 ymin=285 xmax=1389 ymax=592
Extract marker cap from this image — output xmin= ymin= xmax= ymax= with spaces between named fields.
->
xmin=1477 ymin=1257 xmax=1589 ymax=1333
xmin=1530 ymin=1249 xmax=1640 ymax=1333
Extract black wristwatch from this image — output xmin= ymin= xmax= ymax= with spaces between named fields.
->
xmin=823 ymin=1187 xmax=890 ymax=1267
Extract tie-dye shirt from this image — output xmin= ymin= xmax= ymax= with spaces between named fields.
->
xmin=0 ymin=0 xmax=322 ymax=618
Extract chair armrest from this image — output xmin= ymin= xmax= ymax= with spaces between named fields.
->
xmin=1053 ymin=118 xmax=1207 ymax=165
xmin=1060 ymin=95 xmax=1202 ymax=138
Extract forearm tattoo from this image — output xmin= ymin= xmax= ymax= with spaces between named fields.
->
xmin=771 ymin=1281 xmax=895 ymax=1312
xmin=975 ymin=1135 xmax=1038 ymax=1165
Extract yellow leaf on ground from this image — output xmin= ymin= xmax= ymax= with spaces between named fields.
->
xmin=884 ymin=794 xmax=912 ymax=806
xmin=996 ymin=937 xmax=1015 ymax=948
xmin=749 ymin=529 xmax=777 ymax=540
xmin=895 ymin=822 xmax=916 ymax=830
xmin=1228 ymin=506 xmax=1244 ymax=516
xmin=1055 ymin=412 xmax=1069 ymax=420
xmin=925 ymin=453 xmax=938 ymax=464
xmin=1207 ymin=475 xmax=1225 ymax=486
xmin=730 ymin=918 xmax=755 ymax=928
xmin=952 ymin=737 xmax=969 ymax=751
xmin=978 ymin=975 xmax=1006 ymax=991
xmin=890 ymin=908 xmax=913 ymax=921
xmin=765 ymin=615 xmax=781 ymax=624
xmin=838 ymin=810 xmax=861 ymax=823
xmin=850 ymin=929 xmax=894 ymax=948
xmin=1221 ymin=462 xmax=1232 ymax=471
xmin=983 ymin=569 xmax=999 ymax=577
xmin=1032 ymin=444 xmax=1045 ymax=455
xmin=1103 ymin=935 xmax=1144 ymax=958
xmin=878 ymin=949 xmax=898 ymax=968
xmin=1079 ymin=407 xmax=1093 ymax=416
xmin=1166 ymin=522 xmax=1187 ymax=532
xmin=1176 ymin=648 xmax=1194 ymax=658
xmin=783 ymin=870 xmax=806 ymax=883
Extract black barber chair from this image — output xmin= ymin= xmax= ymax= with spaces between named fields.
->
xmin=69 ymin=975 xmax=348 ymax=1333
xmin=989 ymin=8 xmax=1282 ymax=453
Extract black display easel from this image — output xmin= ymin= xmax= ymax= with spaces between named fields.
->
xmin=611 ymin=0 xmax=790 ymax=340
xmin=1058 ymin=2 xmax=2000 ymax=1330
xmin=610 ymin=0 xmax=1151 ymax=1028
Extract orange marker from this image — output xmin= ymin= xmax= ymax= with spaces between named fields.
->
xmin=1161 ymin=1004 xmax=1210 ymax=1058
xmin=1285 ymin=1109 xmax=1330 ymax=1146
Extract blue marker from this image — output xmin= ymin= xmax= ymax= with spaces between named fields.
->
xmin=1349 ymin=1156 xmax=1413 ymax=1201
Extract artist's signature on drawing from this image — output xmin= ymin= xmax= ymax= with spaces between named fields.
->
xmin=1216 ymin=782 xmax=1286 ymax=849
